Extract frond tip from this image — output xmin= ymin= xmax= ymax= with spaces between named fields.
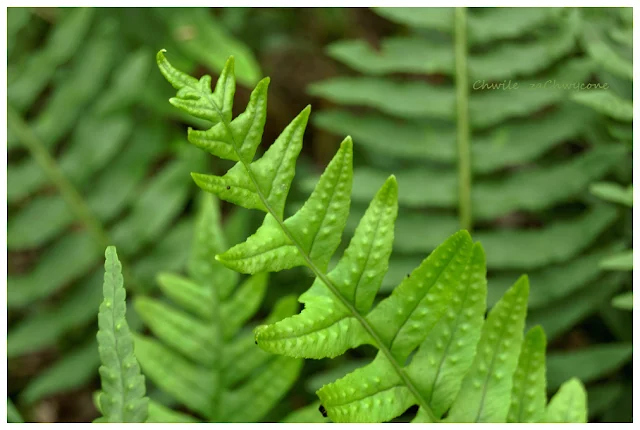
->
xmin=96 ymin=246 xmax=148 ymax=423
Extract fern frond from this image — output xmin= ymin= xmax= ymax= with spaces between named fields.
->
xmin=8 ymin=8 xmax=265 ymax=405
xmin=159 ymin=52 xmax=587 ymax=423
xmin=132 ymin=193 xmax=302 ymax=422
xmin=96 ymin=246 xmax=148 ymax=423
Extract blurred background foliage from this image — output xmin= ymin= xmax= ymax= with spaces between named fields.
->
xmin=6 ymin=7 xmax=632 ymax=423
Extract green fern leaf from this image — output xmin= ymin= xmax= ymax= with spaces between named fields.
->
xmin=572 ymin=90 xmax=633 ymax=122
xmin=544 ymin=379 xmax=588 ymax=423
xmin=611 ymin=292 xmax=632 ymax=310
xmin=600 ymin=250 xmax=633 ymax=271
xmin=147 ymin=400 xmax=199 ymax=423
xmin=507 ymin=326 xmax=547 ymax=423
xmin=96 ymin=246 xmax=148 ymax=423
xmin=446 ymin=276 xmax=529 ymax=422
xmin=406 ymin=242 xmax=487 ymax=419
xmin=590 ymin=182 xmax=633 ymax=207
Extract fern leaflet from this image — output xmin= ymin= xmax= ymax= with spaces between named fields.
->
xmin=96 ymin=246 xmax=148 ymax=423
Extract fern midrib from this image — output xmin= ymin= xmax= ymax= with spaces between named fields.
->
xmin=198 ymin=86 xmax=439 ymax=423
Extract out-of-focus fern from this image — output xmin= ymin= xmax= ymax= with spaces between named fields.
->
xmin=132 ymin=193 xmax=303 ymax=422
xmin=306 ymin=7 xmax=631 ymax=422
xmin=571 ymin=8 xmax=633 ymax=422
xmin=576 ymin=8 xmax=633 ymax=311
xmin=6 ymin=7 xmax=261 ymax=418
xmin=95 ymin=247 xmax=148 ymax=423
xmin=158 ymin=50 xmax=587 ymax=423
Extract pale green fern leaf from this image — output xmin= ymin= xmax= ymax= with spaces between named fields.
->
xmin=572 ymin=90 xmax=633 ymax=122
xmin=367 ymin=231 xmax=473 ymax=360
xmin=406 ymin=243 xmax=487 ymax=419
xmin=600 ymin=251 xmax=633 ymax=271
xmin=96 ymin=246 xmax=148 ymax=423
xmin=446 ymin=276 xmax=529 ymax=422
xmin=507 ymin=326 xmax=547 ymax=423
xmin=611 ymin=292 xmax=632 ymax=310
xmin=147 ymin=400 xmax=199 ymax=423
xmin=544 ymin=379 xmax=588 ymax=423
xmin=590 ymin=182 xmax=633 ymax=207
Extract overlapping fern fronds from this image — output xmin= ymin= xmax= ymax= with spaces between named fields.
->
xmin=158 ymin=49 xmax=588 ymax=423
xmin=306 ymin=7 xmax=632 ymax=421
xmin=132 ymin=193 xmax=303 ymax=423
xmin=6 ymin=7 xmax=261 ymax=414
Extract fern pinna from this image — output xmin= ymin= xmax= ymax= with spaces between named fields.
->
xmin=158 ymin=51 xmax=588 ymax=423
xmin=132 ymin=193 xmax=302 ymax=423
xmin=95 ymin=246 xmax=148 ymax=423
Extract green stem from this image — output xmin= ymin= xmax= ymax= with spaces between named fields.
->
xmin=7 ymin=104 xmax=139 ymax=291
xmin=454 ymin=7 xmax=473 ymax=232
xmin=201 ymin=92 xmax=439 ymax=423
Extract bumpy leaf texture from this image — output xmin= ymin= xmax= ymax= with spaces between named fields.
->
xmin=96 ymin=246 xmax=148 ymax=423
xmin=158 ymin=50 xmax=588 ymax=423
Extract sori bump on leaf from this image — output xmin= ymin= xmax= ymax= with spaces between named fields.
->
xmin=157 ymin=50 xmax=589 ymax=423
xmin=96 ymin=246 xmax=148 ymax=423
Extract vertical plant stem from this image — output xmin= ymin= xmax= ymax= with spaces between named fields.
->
xmin=7 ymin=104 xmax=139 ymax=291
xmin=454 ymin=7 xmax=473 ymax=232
